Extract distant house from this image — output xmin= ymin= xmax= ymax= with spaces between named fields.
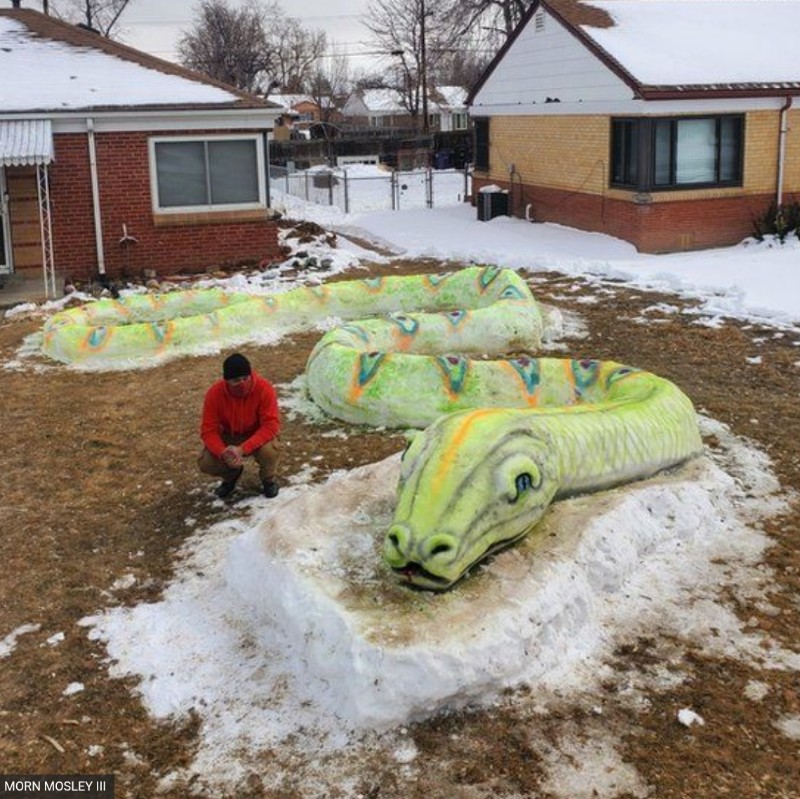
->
xmin=342 ymin=89 xmax=415 ymax=131
xmin=468 ymin=0 xmax=800 ymax=252
xmin=268 ymin=93 xmax=344 ymax=143
xmin=267 ymin=94 xmax=322 ymax=131
xmin=342 ymin=86 xmax=469 ymax=132
xmin=0 ymin=9 xmax=282 ymax=294
xmin=430 ymin=86 xmax=470 ymax=132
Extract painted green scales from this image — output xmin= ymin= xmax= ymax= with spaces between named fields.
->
xmin=40 ymin=266 xmax=703 ymax=589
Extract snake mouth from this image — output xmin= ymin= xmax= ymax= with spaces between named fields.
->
xmin=391 ymin=562 xmax=454 ymax=591
xmin=393 ymin=524 xmax=538 ymax=591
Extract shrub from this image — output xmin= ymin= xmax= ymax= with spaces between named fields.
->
xmin=752 ymin=201 xmax=800 ymax=243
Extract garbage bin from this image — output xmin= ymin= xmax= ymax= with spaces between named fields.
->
xmin=433 ymin=149 xmax=453 ymax=169
xmin=477 ymin=190 xmax=509 ymax=221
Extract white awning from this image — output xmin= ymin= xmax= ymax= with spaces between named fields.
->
xmin=0 ymin=119 xmax=54 ymax=167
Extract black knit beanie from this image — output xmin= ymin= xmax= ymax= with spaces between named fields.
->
xmin=223 ymin=353 xmax=251 ymax=380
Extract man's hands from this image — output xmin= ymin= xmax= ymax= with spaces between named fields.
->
xmin=221 ymin=445 xmax=244 ymax=468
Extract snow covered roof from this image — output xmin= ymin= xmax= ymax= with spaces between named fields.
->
xmin=434 ymin=86 xmax=468 ymax=110
xmin=353 ymin=87 xmax=467 ymax=115
xmin=268 ymin=94 xmax=316 ymax=108
xmin=471 ymin=0 xmax=800 ymax=103
xmin=360 ymin=89 xmax=407 ymax=113
xmin=0 ymin=10 xmax=276 ymax=114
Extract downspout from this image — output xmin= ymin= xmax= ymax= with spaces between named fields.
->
xmin=776 ymin=96 xmax=793 ymax=208
xmin=263 ymin=130 xmax=271 ymax=210
xmin=86 ymin=118 xmax=106 ymax=276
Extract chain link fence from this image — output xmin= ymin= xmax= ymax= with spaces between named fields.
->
xmin=269 ymin=165 xmax=472 ymax=214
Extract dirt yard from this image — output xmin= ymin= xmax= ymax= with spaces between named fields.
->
xmin=0 ymin=251 xmax=799 ymax=799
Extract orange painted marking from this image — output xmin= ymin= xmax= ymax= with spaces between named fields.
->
xmin=499 ymin=361 xmax=541 ymax=407
xmin=393 ymin=329 xmax=413 ymax=352
xmin=431 ymin=409 xmax=497 ymax=493
xmin=347 ymin=357 xmax=364 ymax=405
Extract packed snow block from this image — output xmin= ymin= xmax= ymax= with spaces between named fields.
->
xmin=225 ymin=451 xmax=741 ymax=731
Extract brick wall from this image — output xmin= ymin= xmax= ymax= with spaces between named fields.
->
xmin=42 ymin=130 xmax=280 ymax=282
xmin=472 ymin=108 xmax=800 ymax=252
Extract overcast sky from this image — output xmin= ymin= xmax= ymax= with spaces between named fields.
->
xmin=22 ymin=0 xmax=384 ymax=73
xmin=18 ymin=0 xmax=382 ymax=69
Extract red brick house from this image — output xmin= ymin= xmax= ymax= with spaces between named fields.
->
xmin=0 ymin=9 xmax=282 ymax=295
xmin=468 ymin=0 xmax=800 ymax=253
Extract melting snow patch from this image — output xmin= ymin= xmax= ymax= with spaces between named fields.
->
xmin=773 ymin=714 xmax=800 ymax=741
xmin=677 ymin=708 xmax=705 ymax=727
xmin=0 ymin=623 xmax=41 ymax=658
xmin=536 ymin=726 xmax=649 ymax=799
xmin=63 ymin=682 xmax=85 ymax=696
xmin=744 ymin=680 xmax=770 ymax=702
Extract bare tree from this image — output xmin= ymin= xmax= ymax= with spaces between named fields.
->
xmin=268 ymin=15 xmax=326 ymax=94
xmin=441 ymin=0 xmax=533 ymax=40
xmin=307 ymin=53 xmax=350 ymax=125
xmin=178 ymin=0 xmax=275 ymax=93
xmin=364 ymin=0 xmax=461 ymax=130
xmin=434 ymin=48 xmax=493 ymax=92
xmin=46 ymin=0 xmax=134 ymax=38
xmin=178 ymin=0 xmax=327 ymax=95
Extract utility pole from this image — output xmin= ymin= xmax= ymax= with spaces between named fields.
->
xmin=420 ymin=0 xmax=429 ymax=134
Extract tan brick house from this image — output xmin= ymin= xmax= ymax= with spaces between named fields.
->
xmin=468 ymin=0 xmax=800 ymax=252
xmin=0 ymin=9 xmax=282 ymax=295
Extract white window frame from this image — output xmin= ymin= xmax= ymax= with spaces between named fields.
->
xmin=451 ymin=112 xmax=468 ymax=131
xmin=148 ymin=133 xmax=266 ymax=214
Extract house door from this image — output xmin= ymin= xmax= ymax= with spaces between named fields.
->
xmin=0 ymin=169 xmax=11 ymax=274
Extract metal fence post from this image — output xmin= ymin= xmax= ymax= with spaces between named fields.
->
xmin=305 ymin=171 xmax=309 ymax=201
xmin=426 ymin=167 xmax=433 ymax=208
xmin=328 ymin=171 xmax=334 ymax=206
xmin=391 ymin=170 xmax=397 ymax=211
xmin=344 ymin=171 xmax=350 ymax=214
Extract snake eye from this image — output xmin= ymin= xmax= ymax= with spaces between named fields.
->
xmin=513 ymin=473 xmax=533 ymax=501
xmin=510 ymin=465 xmax=543 ymax=503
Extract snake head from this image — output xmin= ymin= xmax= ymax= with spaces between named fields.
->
xmin=384 ymin=409 xmax=558 ymax=590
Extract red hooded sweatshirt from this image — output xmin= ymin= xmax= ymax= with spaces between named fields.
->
xmin=200 ymin=370 xmax=280 ymax=458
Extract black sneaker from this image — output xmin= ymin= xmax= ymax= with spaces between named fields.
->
xmin=262 ymin=478 xmax=279 ymax=499
xmin=215 ymin=467 xmax=243 ymax=499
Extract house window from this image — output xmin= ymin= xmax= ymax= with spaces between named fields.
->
xmin=474 ymin=118 xmax=489 ymax=170
xmin=611 ymin=119 xmax=640 ymax=186
xmin=611 ymin=115 xmax=743 ymax=190
xmin=150 ymin=135 xmax=264 ymax=212
xmin=452 ymin=112 xmax=468 ymax=131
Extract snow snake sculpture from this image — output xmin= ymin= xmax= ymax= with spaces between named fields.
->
xmin=41 ymin=266 xmax=703 ymax=590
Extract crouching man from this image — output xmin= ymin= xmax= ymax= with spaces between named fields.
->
xmin=199 ymin=352 xmax=280 ymax=499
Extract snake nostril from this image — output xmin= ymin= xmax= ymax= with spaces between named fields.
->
xmin=388 ymin=533 xmax=400 ymax=547
xmin=424 ymin=534 xmax=457 ymax=560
